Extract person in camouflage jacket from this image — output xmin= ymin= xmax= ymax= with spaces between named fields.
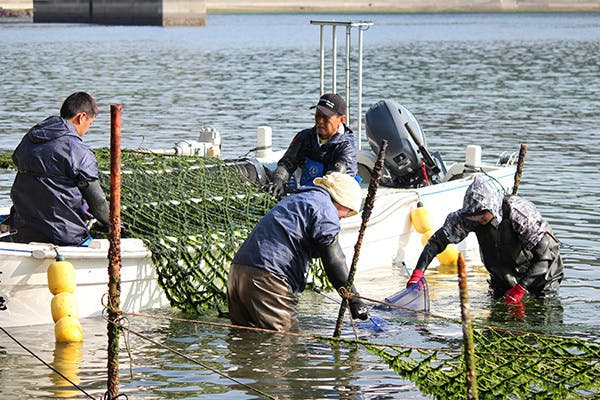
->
xmin=407 ymin=175 xmax=563 ymax=304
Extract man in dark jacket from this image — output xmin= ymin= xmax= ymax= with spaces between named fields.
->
xmin=9 ymin=92 xmax=109 ymax=246
xmin=269 ymin=93 xmax=358 ymax=198
xmin=228 ymin=172 xmax=369 ymax=331
xmin=407 ymin=175 xmax=563 ymax=304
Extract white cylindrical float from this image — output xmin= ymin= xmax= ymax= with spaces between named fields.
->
xmin=256 ymin=126 xmax=273 ymax=159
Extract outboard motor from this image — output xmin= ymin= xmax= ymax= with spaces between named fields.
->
xmin=365 ymin=100 xmax=445 ymax=188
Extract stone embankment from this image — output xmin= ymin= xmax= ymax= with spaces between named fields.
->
xmin=1 ymin=0 xmax=31 ymax=16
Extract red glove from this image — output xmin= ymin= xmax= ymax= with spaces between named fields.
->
xmin=503 ymin=284 xmax=526 ymax=304
xmin=406 ymin=269 xmax=425 ymax=289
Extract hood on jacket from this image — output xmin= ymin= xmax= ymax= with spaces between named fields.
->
xmin=460 ymin=175 xmax=504 ymax=225
xmin=27 ymin=116 xmax=79 ymax=144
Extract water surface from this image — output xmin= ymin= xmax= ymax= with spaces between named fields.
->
xmin=1 ymin=12 xmax=599 ymax=399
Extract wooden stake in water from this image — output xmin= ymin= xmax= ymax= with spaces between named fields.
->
xmin=512 ymin=144 xmax=527 ymax=195
xmin=107 ymin=104 xmax=123 ymax=398
xmin=457 ymin=252 xmax=479 ymax=400
xmin=333 ymin=139 xmax=387 ymax=338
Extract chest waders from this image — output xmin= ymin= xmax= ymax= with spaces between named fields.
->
xmin=475 ymin=202 xmax=532 ymax=294
xmin=475 ymin=201 xmax=563 ymax=296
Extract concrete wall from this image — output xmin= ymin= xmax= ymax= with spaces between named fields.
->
xmin=33 ymin=0 xmax=89 ymax=22
xmin=1 ymin=0 xmax=32 ymax=9
xmin=31 ymin=0 xmax=205 ymax=25
xmin=163 ymin=0 xmax=205 ymax=26
xmin=92 ymin=0 xmax=162 ymax=25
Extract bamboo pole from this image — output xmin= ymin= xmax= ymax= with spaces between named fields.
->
xmin=107 ymin=104 xmax=123 ymax=398
xmin=457 ymin=252 xmax=479 ymax=400
xmin=512 ymin=144 xmax=527 ymax=195
xmin=333 ymin=140 xmax=388 ymax=338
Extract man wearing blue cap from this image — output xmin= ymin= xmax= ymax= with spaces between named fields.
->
xmin=269 ymin=93 xmax=358 ymax=198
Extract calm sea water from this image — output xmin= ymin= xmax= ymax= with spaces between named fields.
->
xmin=1 ymin=12 xmax=599 ymax=399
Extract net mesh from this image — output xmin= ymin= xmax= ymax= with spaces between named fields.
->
xmin=94 ymin=149 xmax=277 ymax=314
xmin=2 ymin=149 xmax=599 ymax=398
xmin=358 ymin=327 xmax=600 ymax=399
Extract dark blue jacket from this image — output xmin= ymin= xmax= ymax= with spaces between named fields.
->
xmin=10 ymin=116 xmax=99 ymax=245
xmin=277 ymin=125 xmax=358 ymax=180
xmin=232 ymin=186 xmax=340 ymax=292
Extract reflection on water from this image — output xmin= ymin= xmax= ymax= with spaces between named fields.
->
xmin=225 ymin=332 xmax=362 ymax=399
xmin=50 ymin=342 xmax=83 ymax=398
xmin=0 ymin=12 xmax=599 ymax=399
xmin=485 ymin=296 xmax=565 ymax=331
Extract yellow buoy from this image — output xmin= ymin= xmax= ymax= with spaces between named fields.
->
xmin=421 ymin=229 xmax=459 ymax=265
xmin=54 ymin=316 xmax=83 ymax=343
xmin=47 ymin=255 xmax=76 ymax=295
xmin=436 ymin=244 xmax=459 ymax=265
xmin=410 ymin=201 xmax=433 ymax=234
xmin=51 ymin=292 xmax=80 ymax=322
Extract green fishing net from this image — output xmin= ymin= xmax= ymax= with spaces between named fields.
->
xmin=93 ymin=149 xmax=277 ymax=314
xmin=0 ymin=148 xmax=331 ymax=314
xmin=356 ymin=327 xmax=600 ymax=399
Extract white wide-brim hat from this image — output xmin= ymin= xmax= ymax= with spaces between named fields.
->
xmin=314 ymin=172 xmax=362 ymax=216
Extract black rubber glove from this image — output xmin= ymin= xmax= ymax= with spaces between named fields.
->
xmin=268 ymin=165 xmax=289 ymax=199
xmin=349 ymin=297 xmax=369 ymax=320
xmin=414 ymin=229 xmax=450 ymax=272
xmin=319 ymin=235 xmax=369 ymax=321
xmin=519 ymin=234 xmax=554 ymax=290
xmin=78 ymin=179 xmax=109 ymax=227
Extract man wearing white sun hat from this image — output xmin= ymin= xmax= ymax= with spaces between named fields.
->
xmin=227 ymin=172 xmax=368 ymax=331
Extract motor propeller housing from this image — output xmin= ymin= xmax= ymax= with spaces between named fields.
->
xmin=365 ymin=100 xmax=444 ymax=187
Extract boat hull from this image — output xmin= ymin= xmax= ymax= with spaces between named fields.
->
xmin=0 ymin=238 xmax=169 ymax=328
xmin=338 ymin=166 xmax=515 ymax=277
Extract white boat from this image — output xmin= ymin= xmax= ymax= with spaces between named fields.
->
xmin=0 ymin=130 xmax=514 ymax=329
xmin=0 ymin=236 xmax=169 ymax=328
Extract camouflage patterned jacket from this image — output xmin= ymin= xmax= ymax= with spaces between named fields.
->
xmin=416 ymin=175 xmax=563 ymax=295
